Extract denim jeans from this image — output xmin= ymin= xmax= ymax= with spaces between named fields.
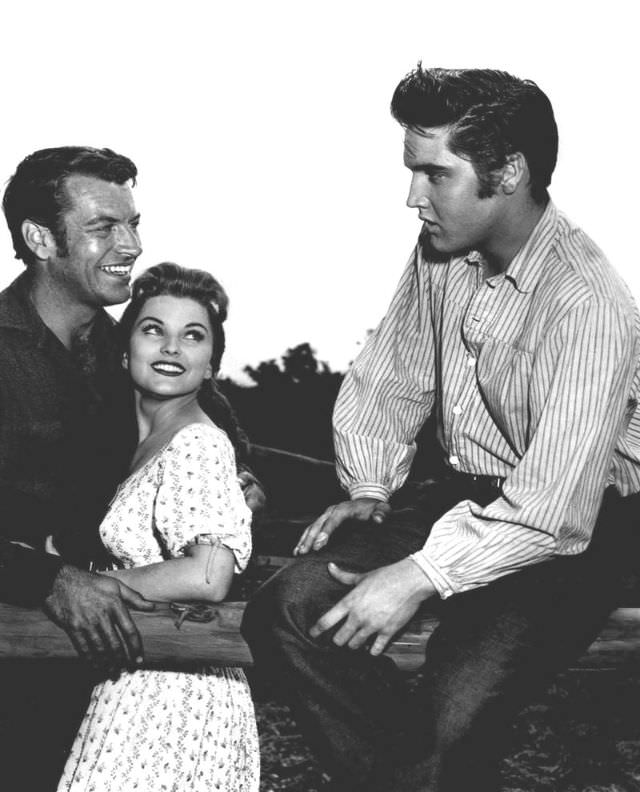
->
xmin=242 ymin=480 xmax=638 ymax=791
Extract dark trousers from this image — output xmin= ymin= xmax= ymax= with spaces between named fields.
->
xmin=242 ymin=479 xmax=638 ymax=791
xmin=0 ymin=661 xmax=93 ymax=792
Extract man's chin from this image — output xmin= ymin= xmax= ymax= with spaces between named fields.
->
xmin=419 ymin=231 xmax=470 ymax=262
xmin=101 ymin=286 xmax=131 ymax=307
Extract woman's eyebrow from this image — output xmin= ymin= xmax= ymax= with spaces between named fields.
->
xmin=136 ymin=315 xmax=164 ymax=325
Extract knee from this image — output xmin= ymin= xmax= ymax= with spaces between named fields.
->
xmin=241 ymin=556 xmax=335 ymax=649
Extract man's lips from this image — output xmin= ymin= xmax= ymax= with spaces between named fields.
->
xmin=151 ymin=361 xmax=185 ymax=376
xmin=100 ymin=263 xmax=133 ymax=278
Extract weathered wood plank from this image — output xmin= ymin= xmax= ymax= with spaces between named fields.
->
xmin=0 ymin=602 xmax=252 ymax=666
xmin=1 ymin=603 xmax=639 ymax=671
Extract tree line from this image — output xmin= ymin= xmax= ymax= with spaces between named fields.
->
xmin=220 ymin=342 xmax=442 ymax=482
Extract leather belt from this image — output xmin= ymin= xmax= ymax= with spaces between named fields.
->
xmin=447 ymin=471 xmax=504 ymax=494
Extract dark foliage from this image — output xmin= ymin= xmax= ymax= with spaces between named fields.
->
xmin=221 ymin=341 xmax=445 ymax=482
xmin=220 ymin=343 xmax=344 ymax=461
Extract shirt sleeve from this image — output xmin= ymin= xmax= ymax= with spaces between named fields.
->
xmin=413 ymin=297 xmax=638 ymax=598
xmin=0 ymin=533 xmax=63 ymax=606
xmin=0 ymin=488 xmax=65 ymax=605
xmin=333 ymin=249 xmax=436 ymax=501
xmin=154 ymin=425 xmax=252 ymax=573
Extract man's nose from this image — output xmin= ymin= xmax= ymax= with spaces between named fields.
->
xmin=406 ymin=173 xmax=430 ymax=209
xmin=115 ymin=224 xmax=142 ymax=258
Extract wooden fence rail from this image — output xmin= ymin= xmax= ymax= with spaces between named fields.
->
xmin=2 ymin=603 xmax=640 ymax=672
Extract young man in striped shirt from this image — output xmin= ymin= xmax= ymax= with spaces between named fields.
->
xmin=243 ymin=67 xmax=640 ymax=791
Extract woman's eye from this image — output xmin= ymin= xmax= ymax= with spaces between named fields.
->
xmin=185 ymin=330 xmax=205 ymax=341
xmin=141 ymin=323 xmax=162 ymax=335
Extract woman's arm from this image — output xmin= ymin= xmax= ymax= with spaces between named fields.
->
xmin=101 ymin=424 xmax=252 ymax=603
xmin=101 ymin=542 xmax=235 ymax=603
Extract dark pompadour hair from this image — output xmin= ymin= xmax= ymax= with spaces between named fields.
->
xmin=391 ymin=67 xmax=558 ymax=202
xmin=2 ymin=146 xmax=137 ymax=266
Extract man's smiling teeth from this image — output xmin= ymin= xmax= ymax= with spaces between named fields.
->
xmin=101 ymin=265 xmax=131 ymax=276
xmin=151 ymin=362 xmax=185 ymax=375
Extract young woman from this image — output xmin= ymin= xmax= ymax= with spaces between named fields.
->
xmin=58 ymin=263 xmax=259 ymax=792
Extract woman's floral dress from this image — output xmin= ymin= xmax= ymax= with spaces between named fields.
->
xmin=58 ymin=423 xmax=259 ymax=792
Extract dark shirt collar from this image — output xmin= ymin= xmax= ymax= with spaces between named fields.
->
xmin=0 ymin=271 xmax=117 ymax=349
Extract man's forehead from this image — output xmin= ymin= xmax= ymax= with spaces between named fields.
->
xmin=403 ymin=126 xmax=456 ymax=165
xmin=61 ymin=173 xmax=136 ymax=217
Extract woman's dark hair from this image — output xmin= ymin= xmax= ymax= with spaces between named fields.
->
xmin=2 ymin=146 xmax=137 ymax=266
xmin=391 ymin=67 xmax=558 ymax=204
xmin=119 ymin=262 xmax=249 ymax=463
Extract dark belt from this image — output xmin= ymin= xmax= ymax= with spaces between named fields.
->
xmin=444 ymin=470 xmax=504 ymax=499
xmin=399 ymin=470 xmax=504 ymax=519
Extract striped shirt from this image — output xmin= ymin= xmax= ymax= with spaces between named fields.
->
xmin=334 ymin=202 xmax=640 ymax=599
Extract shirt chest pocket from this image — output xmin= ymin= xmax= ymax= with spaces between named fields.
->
xmin=476 ymin=340 xmax=533 ymax=451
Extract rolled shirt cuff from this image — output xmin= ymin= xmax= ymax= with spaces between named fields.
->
xmin=348 ymin=482 xmax=391 ymax=502
xmin=409 ymin=550 xmax=456 ymax=600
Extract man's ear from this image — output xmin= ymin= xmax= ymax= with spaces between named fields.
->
xmin=21 ymin=219 xmax=57 ymax=262
xmin=500 ymin=152 xmax=527 ymax=196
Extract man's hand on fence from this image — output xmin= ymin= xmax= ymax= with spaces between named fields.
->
xmin=43 ymin=565 xmax=154 ymax=676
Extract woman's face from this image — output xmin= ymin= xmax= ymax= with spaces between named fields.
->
xmin=127 ymin=295 xmax=214 ymax=400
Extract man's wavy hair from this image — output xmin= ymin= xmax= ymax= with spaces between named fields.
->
xmin=119 ymin=262 xmax=249 ymax=464
xmin=391 ymin=66 xmax=558 ymax=203
xmin=2 ymin=146 xmax=137 ymax=266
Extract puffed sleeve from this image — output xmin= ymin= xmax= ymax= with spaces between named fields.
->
xmin=153 ymin=424 xmax=252 ymax=572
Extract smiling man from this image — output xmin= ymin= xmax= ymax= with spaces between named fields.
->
xmin=0 ymin=147 xmax=149 ymax=651
xmin=0 ymin=147 xmax=155 ymax=789
xmin=242 ymin=68 xmax=640 ymax=790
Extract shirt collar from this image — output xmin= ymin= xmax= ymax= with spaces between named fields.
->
xmin=0 ymin=271 xmax=116 ymax=347
xmin=0 ymin=272 xmax=49 ymax=343
xmin=464 ymin=201 xmax=559 ymax=293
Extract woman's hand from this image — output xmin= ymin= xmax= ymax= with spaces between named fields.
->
xmin=238 ymin=469 xmax=267 ymax=517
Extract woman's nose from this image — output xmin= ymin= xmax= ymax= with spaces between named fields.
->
xmin=161 ymin=336 xmax=181 ymax=355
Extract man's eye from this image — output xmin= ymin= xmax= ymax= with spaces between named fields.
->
xmin=94 ymin=225 xmax=115 ymax=236
xmin=429 ymin=173 xmax=446 ymax=184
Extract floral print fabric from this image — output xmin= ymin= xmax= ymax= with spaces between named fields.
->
xmin=58 ymin=423 xmax=259 ymax=791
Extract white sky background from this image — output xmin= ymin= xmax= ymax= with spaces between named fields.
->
xmin=0 ymin=0 xmax=637 ymax=382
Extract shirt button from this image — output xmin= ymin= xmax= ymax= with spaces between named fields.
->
xmin=449 ymin=455 xmax=460 ymax=466
xmin=452 ymin=404 xmax=463 ymax=415
xmin=467 ymin=356 xmax=476 ymax=367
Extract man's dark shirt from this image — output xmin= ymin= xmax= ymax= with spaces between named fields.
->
xmin=0 ymin=272 xmax=135 ymax=605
